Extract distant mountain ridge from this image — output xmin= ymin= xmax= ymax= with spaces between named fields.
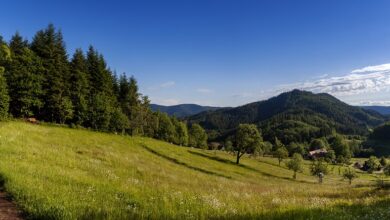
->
xmin=187 ymin=90 xmax=386 ymax=143
xmin=150 ymin=104 xmax=223 ymax=118
xmin=361 ymin=106 xmax=390 ymax=115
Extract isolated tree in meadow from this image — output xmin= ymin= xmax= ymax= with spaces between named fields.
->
xmin=343 ymin=168 xmax=358 ymax=185
xmin=234 ymin=124 xmax=262 ymax=164
xmin=286 ymin=153 xmax=304 ymax=179
xmin=310 ymin=159 xmax=328 ymax=183
xmin=188 ymin=123 xmax=208 ymax=149
xmin=274 ymin=147 xmax=289 ymax=166
xmin=0 ymin=41 xmax=10 ymax=120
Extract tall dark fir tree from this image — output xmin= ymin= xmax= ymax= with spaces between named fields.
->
xmin=6 ymin=33 xmax=44 ymax=118
xmin=31 ymin=24 xmax=72 ymax=123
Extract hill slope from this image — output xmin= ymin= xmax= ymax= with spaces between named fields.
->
xmin=150 ymin=104 xmax=222 ymax=117
xmin=188 ymin=90 xmax=386 ymax=142
xmin=361 ymin=106 xmax=390 ymax=115
xmin=0 ymin=122 xmax=388 ymax=219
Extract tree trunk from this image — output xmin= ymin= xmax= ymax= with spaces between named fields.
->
xmin=293 ymin=171 xmax=296 ymax=179
xmin=236 ymin=151 xmax=240 ymax=164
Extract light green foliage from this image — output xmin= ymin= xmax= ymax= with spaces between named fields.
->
xmin=343 ymin=168 xmax=358 ymax=185
xmin=286 ymin=153 xmax=304 ymax=179
xmin=364 ymin=156 xmax=381 ymax=174
xmin=274 ymin=147 xmax=289 ymax=166
xmin=310 ymin=159 xmax=329 ymax=183
xmin=188 ymin=123 xmax=208 ymax=149
xmin=234 ymin=124 xmax=262 ymax=164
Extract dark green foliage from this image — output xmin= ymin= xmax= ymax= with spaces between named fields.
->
xmin=6 ymin=33 xmax=44 ymax=118
xmin=234 ymin=124 xmax=262 ymax=164
xmin=69 ymin=49 xmax=89 ymax=125
xmin=188 ymin=123 xmax=208 ymax=149
xmin=309 ymin=138 xmax=327 ymax=150
xmin=329 ymin=135 xmax=352 ymax=161
xmin=31 ymin=24 xmax=72 ymax=123
xmin=188 ymin=90 xmax=385 ymax=148
xmin=0 ymin=42 xmax=10 ymax=120
xmin=0 ymin=24 xmax=200 ymax=148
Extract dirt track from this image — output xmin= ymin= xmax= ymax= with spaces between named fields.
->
xmin=0 ymin=192 xmax=22 ymax=220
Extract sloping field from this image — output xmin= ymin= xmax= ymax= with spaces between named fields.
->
xmin=0 ymin=122 xmax=388 ymax=219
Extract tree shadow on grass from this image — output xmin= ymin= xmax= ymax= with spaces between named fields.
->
xmin=140 ymin=144 xmax=232 ymax=179
xmin=188 ymin=151 xmax=315 ymax=184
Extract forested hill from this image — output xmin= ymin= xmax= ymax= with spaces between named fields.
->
xmin=150 ymin=104 xmax=222 ymax=117
xmin=188 ymin=90 xmax=386 ymax=143
xmin=361 ymin=106 xmax=390 ymax=115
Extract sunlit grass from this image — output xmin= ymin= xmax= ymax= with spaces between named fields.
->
xmin=0 ymin=121 xmax=388 ymax=219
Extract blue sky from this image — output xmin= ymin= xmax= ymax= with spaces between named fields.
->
xmin=2 ymin=0 xmax=390 ymax=106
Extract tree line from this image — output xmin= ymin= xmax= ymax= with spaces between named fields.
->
xmin=0 ymin=24 xmax=207 ymax=148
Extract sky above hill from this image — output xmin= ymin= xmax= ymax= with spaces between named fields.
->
xmin=1 ymin=0 xmax=390 ymax=107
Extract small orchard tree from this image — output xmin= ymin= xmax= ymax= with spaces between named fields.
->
xmin=286 ymin=153 xmax=304 ymax=179
xmin=234 ymin=124 xmax=262 ymax=164
xmin=274 ymin=147 xmax=288 ymax=166
xmin=310 ymin=159 xmax=329 ymax=183
xmin=343 ymin=168 xmax=358 ymax=185
xmin=380 ymin=157 xmax=388 ymax=167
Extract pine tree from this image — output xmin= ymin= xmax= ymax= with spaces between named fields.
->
xmin=69 ymin=49 xmax=89 ymax=125
xmin=86 ymin=46 xmax=116 ymax=130
xmin=31 ymin=24 xmax=72 ymax=123
xmin=6 ymin=33 xmax=44 ymax=118
xmin=0 ymin=40 xmax=10 ymax=120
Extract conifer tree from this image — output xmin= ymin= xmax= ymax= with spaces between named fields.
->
xmin=31 ymin=24 xmax=72 ymax=123
xmin=69 ymin=49 xmax=89 ymax=125
xmin=0 ymin=40 xmax=10 ymax=120
xmin=6 ymin=33 xmax=44 ymax=118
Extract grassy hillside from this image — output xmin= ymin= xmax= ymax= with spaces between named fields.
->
xmin=0 ymin=122 xmax=388 ymax=219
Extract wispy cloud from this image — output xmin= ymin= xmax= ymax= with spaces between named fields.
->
xmin=196 ymin=88 xmax=213 ymax=94
xmin=160 ymin=81 xmax=175 ymax=88
xmin=148 ymin=81 xmax=175 ymax=90
xmin=277 ymin=63 xmax=390 ymax=97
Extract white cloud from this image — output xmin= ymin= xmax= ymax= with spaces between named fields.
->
xmin=356 ymin=100 xmax=390 ymax=106
xmin=196 ymin=88 xmax=213 ymax=94
xmin=277 ymin=63 xmax=390 ymax=97
xmin=351 ymin=63 xmax=390 ymax=73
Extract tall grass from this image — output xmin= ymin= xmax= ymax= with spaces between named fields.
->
xmin=0 ymin=121 xmax=388 ymax=219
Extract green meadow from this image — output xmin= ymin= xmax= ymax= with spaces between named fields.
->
xmin=0 ymin=121 xmax=388 ymax=219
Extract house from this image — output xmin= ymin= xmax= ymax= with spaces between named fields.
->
xmin=308 ymin=148 xmax=328 ymax=159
